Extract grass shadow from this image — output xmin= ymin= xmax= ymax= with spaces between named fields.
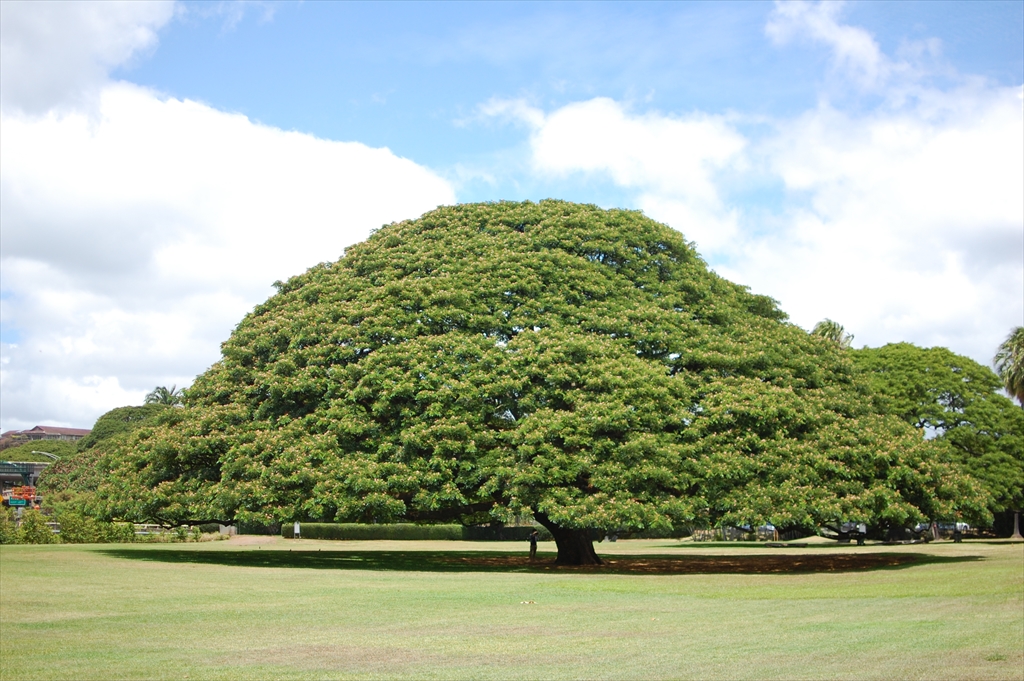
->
xmin=96 ymin=548 xmax=982 ymax=575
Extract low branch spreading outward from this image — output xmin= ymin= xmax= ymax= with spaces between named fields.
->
xmin=80 ymin=201 xmax=989 ymax=564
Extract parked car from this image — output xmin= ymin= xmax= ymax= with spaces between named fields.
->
xmin=913 ymin=522 xmax=970 ymax=532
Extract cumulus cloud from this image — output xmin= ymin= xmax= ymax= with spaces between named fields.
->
xmin=0 ymin=84 xmax=456 ymax=430
xmin=481 ymin=6 xmax=1023 ymax=366
xmin=0 ymin=0 xmax=455 ymax=431
xmin=485 ymin=97 xmax=747 ymax=252
xmin=734 ymin=83 xmax=1023 ymax=357
xmin=0 ymin=0 xmax=175 ymax=115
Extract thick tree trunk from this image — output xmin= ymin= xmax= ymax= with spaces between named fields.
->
xmin=534 ymin=513 xmax=603 ymax=565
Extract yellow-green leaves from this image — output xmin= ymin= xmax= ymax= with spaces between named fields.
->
xmin=90 ymin=201 xmax=989 ymax=533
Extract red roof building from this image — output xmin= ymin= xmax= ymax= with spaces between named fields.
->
xmin=0 ymin=425 xmax=91 ymax=451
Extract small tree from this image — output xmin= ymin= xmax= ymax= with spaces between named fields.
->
xmin=0 ymin=508 xmax=19 ymax=544
xmin=18 ymin=509 xmax=59 ymax=544
xmin=54 ymin=510 xmax=103 ymax=543
xmin=76 ymin=404 xmax=171 ymax=450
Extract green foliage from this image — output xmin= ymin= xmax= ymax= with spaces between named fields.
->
xmin=54 ymin=510 xmax=135 ymax=544
xmin=76 ymin=404 xmax=171 ymax=450
xmin=145 ymin=385 xmax=185 ymax=406
xmin=15 ymin=509 xmax=59 ymax=544
xmin=460 ymin=525 xmax=554 ymax=541
xmin=811 ymin=319 xmax=854 ymax=349
xmin=108 ymin=522 xmax=136 ymax=543
xmin=852 ymin=343 xmax=1024 ymax=514
xmin=93 ymin=201 xmax=987 ymax=537
xmin=52 ymin=510 xmax=101 ymax=543
xmin=283 ymin=523 xmax=465 ymax=540
xmin=0 ymin=440 xmax=78 ymax=462
xmin=994 ymin=326 xmax=1024 ymax=406
xmin=281 ymin=523 xmax=552 ymax=541
xmin=37 ymin=446 xmax=107 ymax=516
xmin=0 ymin=508 xmax=19 ymax=544
xmin=39 ymin=405 xmax=177 ymax=521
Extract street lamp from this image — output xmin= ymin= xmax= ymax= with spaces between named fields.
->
xmin=30 ymin=451 xmax=60 ymax=461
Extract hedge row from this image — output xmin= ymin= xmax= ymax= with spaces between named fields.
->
xmin=461 ymin=525 xmax=552 ymax=541
xmin=282 ymin=523 xmax=552 ymax=541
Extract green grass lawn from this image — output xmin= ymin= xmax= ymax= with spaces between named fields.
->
xmin=1 ymin=538 xmax=1021 ymax=680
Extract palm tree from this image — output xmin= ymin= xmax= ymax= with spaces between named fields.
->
xmin=994 ymin=326 xmax=1024 ymax=408
xmin=994 ymin=327 xmax=1024 ymax=540
xmin=145 ymin=385 xmax=185 ymax=406
xmin=811 ymin=319 xmax=854 ymax=349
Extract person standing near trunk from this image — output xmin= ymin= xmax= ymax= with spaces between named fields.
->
xmin=529 ymin=530 xmax=539 ymax=560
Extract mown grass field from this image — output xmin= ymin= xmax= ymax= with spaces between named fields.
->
xmin=1 ymin=538 xmax=1021 ymax=680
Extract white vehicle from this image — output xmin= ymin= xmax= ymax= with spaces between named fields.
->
xmin=913 ymin=521 xmax=970 ymax=533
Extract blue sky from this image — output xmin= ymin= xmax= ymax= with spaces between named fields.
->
xmin=1 ymin=0 xmax=1022 ymax=430
xmin=125 ymin=1 xmax=1021 ymax=194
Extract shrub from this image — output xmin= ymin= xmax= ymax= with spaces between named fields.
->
xmin=17 ymin=509 xmax=59 ymax=544
xmin=102 ymin=522 xmax=136 ymax=543
xmin=282 ymin=523 xmax=553 ymax=541
xmin=0 ymin=508 xmax=19 ymax=544
xmin=54 ymin=511 xmax=103 ymax=543
xmin=461 ymin=525 xmax=552 ymax=541
xmin=283 ymin=523 xmax=464 ymax=540
xmin=53 ymin=511 xmax=136 ymax=544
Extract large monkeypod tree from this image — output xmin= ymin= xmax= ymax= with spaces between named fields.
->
xmin=95 ymin=201 xmax=987 ymax=564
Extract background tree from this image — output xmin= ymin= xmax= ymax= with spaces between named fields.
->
xmin=144 ymin=385 xmax=185 ymax=406
xmin=0 ymin=440 xmax=78 ymax=463
xmin=994 ymin=326 xmax=1024 ymax=408
xmin=39 ymin=404 xmax=175 ymax=518
xmin=91 ymin=201 xmax=986 ymax=563
xmin=75 ymin=404 xmax=171 ymax=450
xmin=852 ymin=343 xmax=1024 ymax=519
xmin=811 ymin=319 xmax=854 ymax=349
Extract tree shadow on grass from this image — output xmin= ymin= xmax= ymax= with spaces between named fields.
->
xmin=96 ymin=548 xmax=981 ymax=575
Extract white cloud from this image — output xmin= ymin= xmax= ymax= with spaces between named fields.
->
xmin=486 ymin=96 xmax=747 ymax=252
xmin=731 ymin=84 xmax=1023 ymax=358
xmin=0 ymin=84 xmax=456 ymax=430
xmin=481 ymin=16 xmax=1023 ymax=368
xmin=764 ymin=0 xmax=953 ymax=99
xmin=531 ymin=98 xmax=746 ymax=204
xmin=0 ymin=0 xmax=175 ymax=115
xmin=766 ymin=0 xmax=888 ymax=89
xmin=193 ymin=1 xmax=278 ymax=32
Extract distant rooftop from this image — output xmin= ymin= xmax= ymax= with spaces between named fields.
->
xmin=0 ymin=425 xmax=91 ymax=450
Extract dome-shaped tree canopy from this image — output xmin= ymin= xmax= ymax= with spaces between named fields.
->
xmin=96 ymin=201 xmax=986 ymax=563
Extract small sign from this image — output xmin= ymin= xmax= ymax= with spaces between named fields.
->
xmin=7 ymin=499 xmax=27 ymax=506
